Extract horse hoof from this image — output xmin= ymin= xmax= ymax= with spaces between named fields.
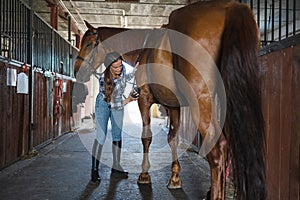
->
xmin=167 ymin=180 xmax=182 ymax=189
xmin=137 ymin=172 xmax=151 ymax=184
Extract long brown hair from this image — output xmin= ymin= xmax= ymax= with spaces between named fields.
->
xmin=104 ymin=66 xmax=114 ymax=102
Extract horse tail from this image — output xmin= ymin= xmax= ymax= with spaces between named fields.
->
xmin=219 ymin=2 xmax=266 ymax=199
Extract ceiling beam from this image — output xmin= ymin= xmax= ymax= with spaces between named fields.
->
xmin=45 ymin=0 xmax=83 ymax=36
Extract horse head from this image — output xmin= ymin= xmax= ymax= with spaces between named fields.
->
xmin=74 ymin=21 xmax=107 ymax=82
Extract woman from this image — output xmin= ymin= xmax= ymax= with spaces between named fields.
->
xmin=91 ymin=52 xmax=139 ymax=182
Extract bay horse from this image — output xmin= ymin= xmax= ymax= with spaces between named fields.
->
xmin=74 ymin=1 xmax=266 ymax=199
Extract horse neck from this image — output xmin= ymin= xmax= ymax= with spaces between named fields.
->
xmin=99 ymin=28 xmax=151 ymax=65
xmin=99 ymin=27 xmax=130 ymax=40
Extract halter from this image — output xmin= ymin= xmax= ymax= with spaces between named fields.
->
xmin=76 ymin=29 xmax=107 ymax=79
xmin=76 ymin=28 xmax=150 ymax=82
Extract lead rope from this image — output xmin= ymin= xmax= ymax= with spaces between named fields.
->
xmin=127 ymin=31 xmax=151 ymax=96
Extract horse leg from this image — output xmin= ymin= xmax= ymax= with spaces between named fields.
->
xmin=166 ymin=107 xmax=182 ymax=189
xmin=137 ymin=94 xmax=153 ymax=184
xmin=138 ymin=125 xmax=152 ymax=184
xmin=205 ymin=128 xmax=227 ymax=200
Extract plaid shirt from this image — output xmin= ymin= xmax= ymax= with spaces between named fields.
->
xmin=98 ymin=64 xmax=135 ymax=110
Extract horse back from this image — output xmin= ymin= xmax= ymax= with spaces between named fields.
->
xmin=168 ymin=0 xmax=227 ymax=63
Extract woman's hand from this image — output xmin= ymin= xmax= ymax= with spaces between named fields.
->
xmin=124 ymin=87 xmax=140 ymax=106
xmin=130 ymin=87 xmax=140 ymax=98
xmin=123 ymin=96 xmax=138 ymax=106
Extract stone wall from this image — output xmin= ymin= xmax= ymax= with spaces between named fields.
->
xmin=22 ymin=0 xmax=191 ymax=42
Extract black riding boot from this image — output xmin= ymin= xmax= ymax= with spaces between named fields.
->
xmin=111 ymin=140 xmax=128 ymax=178
xmin=91 ymin=139 xmax=102 ymax=183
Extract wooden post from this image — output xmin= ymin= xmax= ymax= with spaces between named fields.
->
xmin=75 ymin=34 xmax=81 ymax=48
xmin=50 ymin=4 xmax=58 ymax=30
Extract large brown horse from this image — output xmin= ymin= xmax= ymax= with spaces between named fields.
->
xmin=74 ymin=1 xmax=266 ymax=199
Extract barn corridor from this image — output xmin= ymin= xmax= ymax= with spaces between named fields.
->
xmin=0 ymin=103 xmax=219 ymax=200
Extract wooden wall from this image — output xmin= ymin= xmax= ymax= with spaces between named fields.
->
xmin=259 ymin=45 xmax=300 ymax=200
xmin=33 ymin=73 xmax=54 ymax=146
xmin=0 ymin=61 xmax=80 ymax=169
xmin=61 ymin=81 xmax=72 ymax=135
xmin=0 ymin=62 xmax=30 ymax=167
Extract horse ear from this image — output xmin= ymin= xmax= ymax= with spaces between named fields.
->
xmin=84 ymin=20 xmax=96 ymax=31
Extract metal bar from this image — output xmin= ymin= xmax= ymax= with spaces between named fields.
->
xmin=13 ymin=0 xmax=16 ymax=59
xmin=272 ymin=0 xmax=275 ymax=42
xmin=51 ymin=29 xmax=53 ymax=72
xmin=19 ymin=1 xmax=23 ymax=60
xmin=28 ymin=0 xmax=34 ymax=151
xmin=16 ymin=0 xmax=19 ymax=59
xmin=286 ymin=0 xmax=289 ymax=38
xmin=260 ymin=33 xmax=300 ymax=55
xmin=37 ymin=17 xmax=40 ymax=67
xmin=16 ymin=1 xmax=19 ymax=60
xmin=34 ymin=16 xmax=37 ymax=67
xmin=68 ymin=16 xmax=71 ymax=42
xmin=7 ymin=0 xmax=10 ymax=58
xmin=279 ymin=0 xmax=282 ymax=40
xmin=0 ymin=0 xmax=2 ymax=55
xmin=4 ymin=0 xmax=7 ymax=33
xmin=10 ymin=0 xmax=13 ymax=58
xmin=293 ymin=0 xmax=296 ymax=35
xmin=264 ymin=0 xmax=267 ymax=45
xmin=19 ymin=0 xmax=22 ymax=60
xmin=19 ymin=1 xmax=21 ymax=61
xmin=22 ymin=2 xmax=27 ymax=62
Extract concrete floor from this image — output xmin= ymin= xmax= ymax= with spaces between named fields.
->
xmin=0 ymin=106 xmax=214 ymax=200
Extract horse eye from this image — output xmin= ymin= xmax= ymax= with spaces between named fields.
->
xmin=86 ymin=42 xmax=92 ymax=48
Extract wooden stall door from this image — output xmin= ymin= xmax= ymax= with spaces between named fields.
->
xmin=259 ymin=45 xmax=300 ymax=200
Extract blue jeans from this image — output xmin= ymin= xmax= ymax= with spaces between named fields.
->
xmin=95 ymin=94 xmax=124 ymax=145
